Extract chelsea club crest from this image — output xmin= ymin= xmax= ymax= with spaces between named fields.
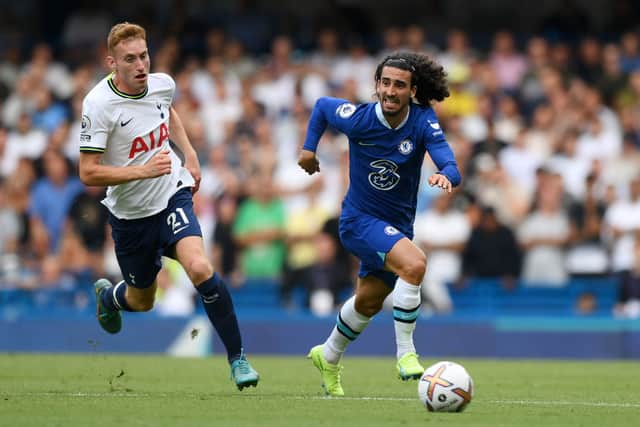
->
xmin=398 ymin=139 xmax=413 ymax=155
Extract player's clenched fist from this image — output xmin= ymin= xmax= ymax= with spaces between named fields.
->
xmin=298 ymin=149 xmax=320 ymax=175
xmin=145 ymin=149 xmax=172 ymax=177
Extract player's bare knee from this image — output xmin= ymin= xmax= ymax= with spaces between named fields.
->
xmin=402 ymin=257 xmax=426 ymax=284
xmin=186 ymin=257 xmax=214 ymax=285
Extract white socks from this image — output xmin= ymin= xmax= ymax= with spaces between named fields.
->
xmin=393 ymin=278 xmax=421 ymax=359
xmin=322 ymin=278 xmax=421 ymax=363
xmin=323 ymin=296 xmax=371 ymax=364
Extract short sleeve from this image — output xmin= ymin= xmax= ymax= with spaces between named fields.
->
xmin=320 ymin=97 xmax=359 ymax=136
xmin=79 ymin=97 xmax=113 ymax=153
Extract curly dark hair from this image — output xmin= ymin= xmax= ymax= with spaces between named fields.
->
xmin=374 ymin=52 xmax=449 ymax=105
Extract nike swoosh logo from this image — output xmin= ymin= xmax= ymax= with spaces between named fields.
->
xmin=203 ymin=293 xmax=220 ymax=304
xmin=120 ymin=118 xmax=133 ymax=127
xmin=173 ymin=225 xmax=189 ymax=235
xmin=358 ymin=141 xmax=376 ymax=146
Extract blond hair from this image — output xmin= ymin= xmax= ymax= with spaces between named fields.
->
xmin=107 ymin=22 xmax=146 ymax=53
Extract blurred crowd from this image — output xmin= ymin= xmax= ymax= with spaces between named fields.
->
xmin=2 ymin=24 xmax=640 ymax=318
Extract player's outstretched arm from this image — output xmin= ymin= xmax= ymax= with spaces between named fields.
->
xmin=299 ymin=97 xmax=356 ymax=176
xmin=79 ymin=150 xmax=172 ymax=186
xmin=169 ymin=106 xmax=201 ymax=193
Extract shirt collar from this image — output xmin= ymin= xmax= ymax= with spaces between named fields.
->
xmin=375 ymin=102 xmax=410 ymax=130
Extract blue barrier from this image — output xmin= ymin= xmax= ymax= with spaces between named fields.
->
xmin=448 ymin=277 xmax=618 ymax=316
xmin=1 ymin=277 xmax=633 ymax=358
xmin=1 ymin=312 xmax=639 ymax=359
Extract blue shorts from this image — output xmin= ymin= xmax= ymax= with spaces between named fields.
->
xmin=109 ymin=188 xmax=202 ymax=289
xmin=339 ymin=212 xmax=407 ymax=287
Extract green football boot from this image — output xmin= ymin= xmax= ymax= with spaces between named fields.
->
xmin=396 ymin=352 xmax=425 ymax=381
xmin=94 ymin=278 xmax=122 ymax=334
xmin=307 ymin=345 xmax=344 ymax=397
xmin=230 ymin=356 xmax=259 ymax=391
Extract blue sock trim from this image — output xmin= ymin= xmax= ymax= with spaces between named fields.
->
xmin=336 ymin=313 xmax=358 ymax=341
xmin=393 ymin=305 xmax=420 ymax=323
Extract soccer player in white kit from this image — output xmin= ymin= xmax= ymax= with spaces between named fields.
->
xmin=78 ymin=22 xmax=259 ymax=390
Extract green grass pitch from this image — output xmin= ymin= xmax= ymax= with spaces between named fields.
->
xmin=1 ymin=354 xmax=639 ymax=426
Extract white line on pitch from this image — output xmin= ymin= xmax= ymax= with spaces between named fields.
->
xmin=295 ymin=397 xmax=640 ymax=408
xmin=8 ymin=393 xmax=640 ymax=408
xmin=490 ymin=400 xmax=640 ymax=409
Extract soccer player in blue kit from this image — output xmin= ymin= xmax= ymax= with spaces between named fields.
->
xmin=299 ymin=52 xmax=461 ymax=396
xmin=78 ymin=22 xmax=258 ymax=390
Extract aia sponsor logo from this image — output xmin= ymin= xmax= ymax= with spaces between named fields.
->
xmin=128 ymin=123 xmax=169 ymax=158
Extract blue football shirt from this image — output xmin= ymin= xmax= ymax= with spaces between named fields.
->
xmin=303 ymin=97 xmax=460 ymax=236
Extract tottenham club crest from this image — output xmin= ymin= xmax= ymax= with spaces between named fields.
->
xmin=384 ymin=225 xmax=400 ymax=236
xmin=398 ymin=139 xmax=414 ymax=155
xmin=336 ymin=103 xmax=356 ymax=119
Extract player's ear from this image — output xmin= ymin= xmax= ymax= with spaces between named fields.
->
xmin=106 ymin=55 xmax=116 ymax=72
xmin=411 ymin=85 xmax=417 ymax=98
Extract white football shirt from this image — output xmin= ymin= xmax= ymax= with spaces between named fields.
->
xmin=80 ymin=73 xmax=195 ymax=219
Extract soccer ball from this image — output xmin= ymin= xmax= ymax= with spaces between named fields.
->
xmin=418 ymin=361 xmax=473 ymax=412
